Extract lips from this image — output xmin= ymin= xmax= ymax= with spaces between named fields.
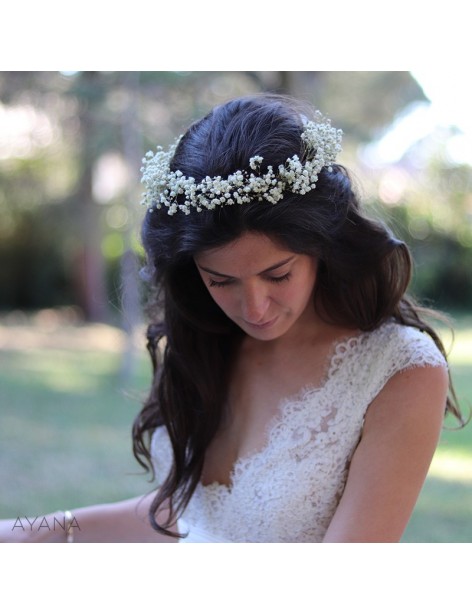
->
xmin=244 ymin=317 xmax=278 ymax=330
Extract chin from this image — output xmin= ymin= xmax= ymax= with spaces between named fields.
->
xmin=242 ymin=321 xmax=292 ymax=341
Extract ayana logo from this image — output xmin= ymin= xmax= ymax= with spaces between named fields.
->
xmin=11 ymin=514 xmax=80 ymax=532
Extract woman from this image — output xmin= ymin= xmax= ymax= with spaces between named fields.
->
xmin=1 ymin=94 xmax=464 ymax=543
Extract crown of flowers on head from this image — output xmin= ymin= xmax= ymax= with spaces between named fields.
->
xmin=140 ymin=112 xmax=343 ymax=216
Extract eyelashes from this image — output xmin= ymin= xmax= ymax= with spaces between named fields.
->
xmin=209 ymin=273 xmax=292 ymax=288
xmin=208 ymin=279 xmax=231 ymax=288
xmin=268 ymin=272 xmax=292 ymax=284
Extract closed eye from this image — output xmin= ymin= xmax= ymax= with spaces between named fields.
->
xmin=268 ymin=272 xmax=291 ymax=284
xmin=209 ymin=278 xmax=233 ymax=288
xmin=209 ymin=272 xmax=291 ymax=288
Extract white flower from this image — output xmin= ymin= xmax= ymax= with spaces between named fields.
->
xmin=140 ymin=117 xmax=343 ymax=215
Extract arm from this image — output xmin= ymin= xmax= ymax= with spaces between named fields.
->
xmin=323 ymin=364 xmax=448 ymax=543
xmin=1 ymin=492 xmax=177 ymax=543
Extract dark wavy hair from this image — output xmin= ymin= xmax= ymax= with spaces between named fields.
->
xmin=132 ymin=94 xmax=464 ymax=537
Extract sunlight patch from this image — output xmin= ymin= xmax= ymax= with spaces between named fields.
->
xmin=429 ymin=450 xmax=472 ymax=483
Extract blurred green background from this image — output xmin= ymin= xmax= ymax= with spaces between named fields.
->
xmin=0 ymin=71 xmax=470 ymax=541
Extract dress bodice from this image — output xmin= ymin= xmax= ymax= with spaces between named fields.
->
xmin=151 ymin=321 xmax=446 ymax=542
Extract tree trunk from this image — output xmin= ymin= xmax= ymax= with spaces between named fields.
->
xmin=73 ymin=72 xmax=109 ymax=322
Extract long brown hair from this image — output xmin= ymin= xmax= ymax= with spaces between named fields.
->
xmin=133 ymin=94 xmax=465 ymax=537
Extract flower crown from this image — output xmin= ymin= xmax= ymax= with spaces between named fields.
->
xmin=140 ymin=112 xmax=343 ymax=216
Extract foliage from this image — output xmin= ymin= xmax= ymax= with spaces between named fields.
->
xmin=364 ymin=150 xmax=472 ymax=310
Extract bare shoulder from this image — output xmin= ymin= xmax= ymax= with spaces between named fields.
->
xmin=363 ymin=362 xmax=448 ymax=436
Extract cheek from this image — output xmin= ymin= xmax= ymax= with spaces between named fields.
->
xmin=288 ymin=272 xmax=317 ymax=307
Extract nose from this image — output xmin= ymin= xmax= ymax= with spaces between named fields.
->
xmin=240 ymin=282 xmax=270 ymax=323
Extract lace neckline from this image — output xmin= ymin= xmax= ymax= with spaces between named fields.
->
xmin=200 ymin=327 xmax=364 ymax=492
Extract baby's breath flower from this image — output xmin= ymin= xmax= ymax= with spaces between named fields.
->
xmin=140 ymin=117 xmax=342 ymax=215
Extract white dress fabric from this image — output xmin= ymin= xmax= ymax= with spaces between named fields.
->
xmin=151 ymin=321 xmax=446 ymax=543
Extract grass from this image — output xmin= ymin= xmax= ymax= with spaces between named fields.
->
xmin=0 ymin=317 xmax=153 ymax=517
xmin=0 ymin=310 xmax=471 ymax=541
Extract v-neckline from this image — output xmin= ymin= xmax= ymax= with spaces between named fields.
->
xmin=199 ymin=328 xmax=365 ymax=492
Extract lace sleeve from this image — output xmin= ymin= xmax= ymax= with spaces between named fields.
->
xmin=359 ymin=322 xmax=448 ymax=405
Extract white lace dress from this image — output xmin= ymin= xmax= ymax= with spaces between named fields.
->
xmin=151 ymin=321 xmax=446 ymax=542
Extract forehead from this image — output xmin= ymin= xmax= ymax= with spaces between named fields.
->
xmin=194 ymin=232 xmax=294 ymax=276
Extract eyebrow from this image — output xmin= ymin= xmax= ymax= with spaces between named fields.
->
xmin=196 ymin=256 xmax=296 ymax=278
